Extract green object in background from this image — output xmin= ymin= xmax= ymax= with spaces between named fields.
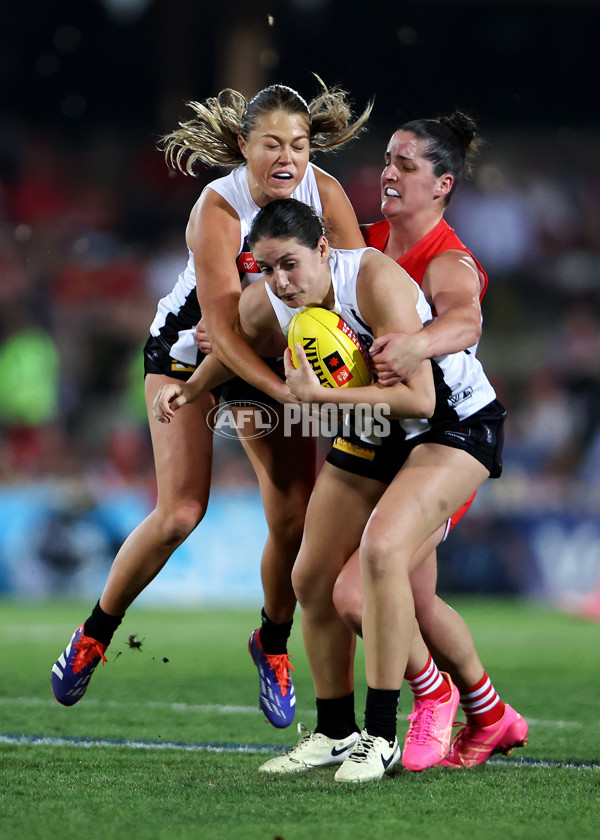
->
xmin=0 ymin=327 xmax=60 ymax=425
xmin=123 ymin=345 xmax=147 ymax=424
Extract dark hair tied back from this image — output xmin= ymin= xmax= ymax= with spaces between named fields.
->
xmin=439 ymin=111 xmax=478 ymax=152
xmin=400 ymin=110 xmax=482 ymax=205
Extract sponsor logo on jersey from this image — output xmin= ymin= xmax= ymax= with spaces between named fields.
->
xmin=337 ymin=318 xmax=373 ymax=371
xmin=448 ymin=387 xmax=473 ymax=407
xmin=236 ymin=251 xmax=260 ymax=273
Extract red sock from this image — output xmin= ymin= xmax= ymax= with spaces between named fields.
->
xmin=460 ymin=672 xmax=505 ymax=727
xmin=405 ymin=654 xmax=451 ymax=703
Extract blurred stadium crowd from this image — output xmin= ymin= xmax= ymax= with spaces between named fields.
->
xmin=1 ymin=126 xmax=599 ymax=506
xmin=1 ymin=1 xmax=598 ymax=608
xmin=0 ymin=119 xmax=599 ymax=607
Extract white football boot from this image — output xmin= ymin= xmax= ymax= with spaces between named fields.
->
xmin=259 ymin=723 xmax=359 ymax=774
xmin=334 ymin=729 xmax=401 ymax=783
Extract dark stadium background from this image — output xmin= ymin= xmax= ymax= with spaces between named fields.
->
xmin=3 ymin=0 xmax=598 ymax=132
xmin=0 ymin=0 xmax=599 ymax=611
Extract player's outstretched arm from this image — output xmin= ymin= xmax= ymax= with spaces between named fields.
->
xmin=371 ymin=249 xmax=483 ymax=384
xmin=152 ymin=354 xmax=233 ymax=423
xmin=190 ymin=191 xmax=292 ymax=404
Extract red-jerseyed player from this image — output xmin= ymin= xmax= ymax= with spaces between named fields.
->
xmin=333 ymin=112 xmax=528 ymax=769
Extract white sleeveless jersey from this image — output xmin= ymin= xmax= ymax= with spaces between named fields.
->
xmin=149 ymin=163 xmax=323 ymax=366
xmin=265 ymin=247 xmax=497 ymax=439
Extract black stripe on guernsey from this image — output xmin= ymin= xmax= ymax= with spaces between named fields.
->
xmin=348 ymin=308 xmax=373 ymax=353
xmin=156 ymin=292 xmax=201 ymax=353
xmin=154 ymin=235 xmax=254 ymax=359
xmin=349 ymin=307 xmax=371 ymax=334
xmin=428 ymin=359 xmax=460 ymax=428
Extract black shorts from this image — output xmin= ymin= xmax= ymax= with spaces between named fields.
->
xmin=143 ymin=335 xmax=282 ymax=406
xmin=325 ymin=399 xmax=506 ymax=484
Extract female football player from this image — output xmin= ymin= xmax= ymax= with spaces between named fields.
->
xmin=156 ymin=196 xmax=508 ymax=781
xmin=50 ymin=79 xmax=370 ymax=729
xmin=242 ymin=197 xmax=507 ymax=781
xmin=333 ymin=112 xmax=528 ymax=769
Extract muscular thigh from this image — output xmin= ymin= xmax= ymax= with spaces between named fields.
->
xmin=295 ymin=462 xmax=386 ymax=595
xmin=145 ymin=373 xmax=215 ymax=507
xmin=363 ymin=443 xmax=490 ymax=574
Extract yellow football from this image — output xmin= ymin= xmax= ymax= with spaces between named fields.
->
xmin=287 ymin=307 xmax=372 ymax=388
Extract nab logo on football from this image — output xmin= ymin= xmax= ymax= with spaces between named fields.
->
xmin=207 ymin=401 xmax=279 ymax=440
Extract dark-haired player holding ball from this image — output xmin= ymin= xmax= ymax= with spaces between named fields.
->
xmin=333 ymin=112 xmax=528 ymax=770
xmin=157 ymin=195 xmax=507 ymax=781
xmin=153 ymin=112 xmax=529 ymax=775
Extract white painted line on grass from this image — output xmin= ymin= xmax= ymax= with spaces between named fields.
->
xmin=0 ymin=733 xmax=276 ymax=754
xmin=1 ymin=733 xmax=598 ymax=770
xmin=0 ymin=696 xmax=261 ymax=715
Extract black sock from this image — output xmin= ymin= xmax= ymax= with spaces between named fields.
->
xmin=315 ymin=692 xmax=359 ymax=740
xmin=259 ymin=607 xmax=292 ymax=655
xmin=364 ymin=686 xmax=400 ymax=744
xmin=83 ymin=600 xmax=123 ymax=648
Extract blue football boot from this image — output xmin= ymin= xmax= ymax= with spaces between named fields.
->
xmin=249 ymin=628 xmax=296 ymax=728
xmin=51 ymin=624 xmax=107 ymax=706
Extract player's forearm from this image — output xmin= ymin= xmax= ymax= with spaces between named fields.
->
xmin=185 ymin=353 xmax=234 ymax=398
xmin=211 ymin=332 xmax=287 ymax=402
xmin=422 ymin=307 xmax=482 ymax=359
xmin=299 ymin=376 xmax=435 ymax=420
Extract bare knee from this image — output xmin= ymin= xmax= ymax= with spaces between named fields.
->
xmin=332 ymin=574 xmax=363 ymax=636
xmin=265 ymin=506 xmax=306 ymax=552
xmin=361 ymin=513 xmax=412 ymax=583
xmin=361 ymin=535 xmax=399 ymax=583
xmin=292 ymin=560 xmax=336 ymax=617
xmin=158 ymin=501 xmax=207 ymax=548
xmin=291 ymin=562 xmax=312 ymax=608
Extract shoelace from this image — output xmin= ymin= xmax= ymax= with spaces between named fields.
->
xmin=72 ymin=635 xmax=107 ymax=674
xmin=446 ymin=720 xmax=470 ymax=749
xmin=346 ymin=732 xmax=378 ymax=762
xmin=287 ymin=723 xmax=313 ymax=755
xmin=265 ymin=652 xmax=295 ymax=696
xmin=405 ymin=702 xmax=440 ymax=745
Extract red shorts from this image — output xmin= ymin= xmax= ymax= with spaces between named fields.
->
xmin=442 ymin=491 xmax=476 ymax=541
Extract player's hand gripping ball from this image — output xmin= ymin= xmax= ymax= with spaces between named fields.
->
xmin=287 ymin=307 xmax=372 ymax=388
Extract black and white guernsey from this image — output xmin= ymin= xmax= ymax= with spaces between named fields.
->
xmin=148 ymin=163 xmax=323 ymax=367
xmin=265 ymin=247 xmax=497 ymax=440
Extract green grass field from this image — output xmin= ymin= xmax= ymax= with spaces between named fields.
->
xmin=1 ymin=597 xmax=598 ymax=840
